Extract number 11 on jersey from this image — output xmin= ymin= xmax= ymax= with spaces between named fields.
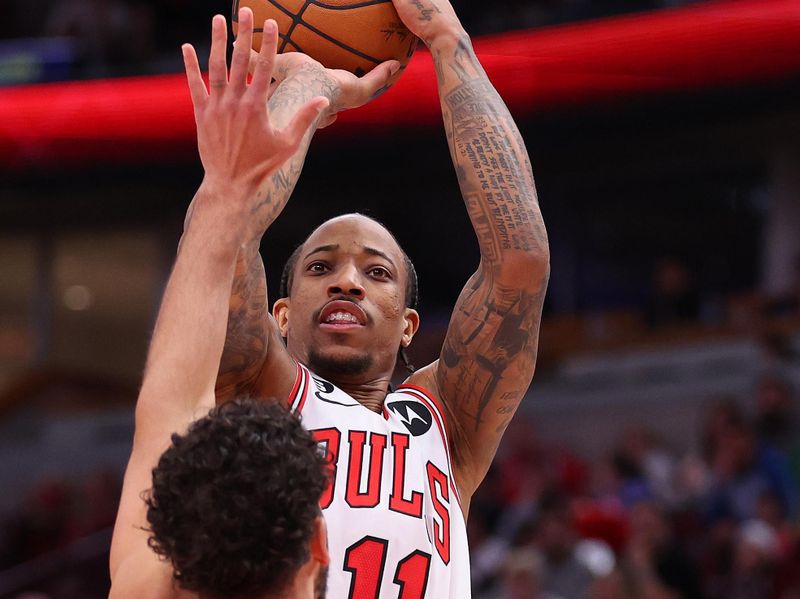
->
xmin=344 ymin=536 xmax=432 ymax=599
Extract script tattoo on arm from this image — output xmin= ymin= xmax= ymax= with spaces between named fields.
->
xmin=215 ymin=71 xmax=338 ymax=401
xmin=430 ymin=33 xmax=550 ymax=491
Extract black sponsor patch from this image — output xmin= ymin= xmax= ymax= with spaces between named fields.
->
xmin=387 ymin=401 xmax=433 ymax=437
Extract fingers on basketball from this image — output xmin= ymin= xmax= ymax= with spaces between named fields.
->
xmin=233 ymin=0 xmax=416 ymax=81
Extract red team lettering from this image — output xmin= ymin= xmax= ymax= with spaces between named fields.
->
xmin=346 ymin=431 xmax=387 ymax=508
xmin=389 ymin=433 xmax=424 ymax=518
xmin=312 ymin=428 xmax=451 ymax=565
xmin=426 ymin=462 xmax=451 ymax=565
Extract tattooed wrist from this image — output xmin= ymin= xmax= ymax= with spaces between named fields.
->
xmin=424 ymin=23 xmax=469 ymax=52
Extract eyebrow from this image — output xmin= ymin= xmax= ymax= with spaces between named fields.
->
xmin=303 ymin=244 xmax=397 ymax=269
xmin=304 ymin=244 xmax=339 ymax=260
xmin=364 ymin=246 xmax=397 ymax=269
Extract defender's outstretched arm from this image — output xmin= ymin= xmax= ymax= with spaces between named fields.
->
xmin=109 ymin=13 xmax=328 ymax=596
xmin=395 ymin=1 xmax=550 ymax=499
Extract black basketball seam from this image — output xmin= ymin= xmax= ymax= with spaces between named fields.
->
xmin=281 ymin=0 xmax=314 ymax=53
xmin=288 ymin=19 xmax=383 ymax=64
xmin=281 ymin=37 xmax=308 ymax=53
xmin=251 ymin=31 xmax=305 ymax=52
xmin=308 ymin=0 xmax=393 ymax=9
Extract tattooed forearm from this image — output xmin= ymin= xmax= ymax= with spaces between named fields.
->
xmin=434 ymin=35 xmax=548 ymax=263
xmin=216 ymin=243 xmax=269 ymax=399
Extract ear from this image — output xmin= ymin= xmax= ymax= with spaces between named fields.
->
xmin=272 ymin=297 xmax=291 ymax=338
xmin=401 ymin=308 xmax=420 ymax=348
xmin=309 ymin=515 xmax=330 ymax=566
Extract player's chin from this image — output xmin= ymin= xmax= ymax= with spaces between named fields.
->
xmin=308 ymin=344 xmax=373 ymax=376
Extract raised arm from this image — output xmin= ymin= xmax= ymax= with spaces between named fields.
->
xmin=109 ymin=12 xmax=328 ymax=595
xmin=396 ymin=2 xmax=550 ymax=497
xmin=215 ymin=54 xmax=404 ymax=403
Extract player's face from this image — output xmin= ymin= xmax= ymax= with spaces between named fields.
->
xmin=274 ymin=215 xmax=419 ymax=380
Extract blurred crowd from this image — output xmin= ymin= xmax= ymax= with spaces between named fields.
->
xmin=0 ymin=0 xmax=701 ymax=82
xmin=0 ymin=471 xmax=120 ymax=599
xmin=471 ymin=375 xmax=800 ymax=599
xmin=3 ymin=374 xmax=799 ymax=598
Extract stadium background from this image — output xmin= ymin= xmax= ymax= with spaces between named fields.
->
xmin=1 ymin=0 xmax=800 ymax=596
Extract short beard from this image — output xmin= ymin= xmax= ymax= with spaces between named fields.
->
xmin=308 ymin=348 xmax=373 ymax=377
xmin=315 ymin=565 xmax=328 ymax=599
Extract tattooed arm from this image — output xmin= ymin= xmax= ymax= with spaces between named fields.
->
xmin=395 ymin=1 xmax=550 ymax=499
xmin=213 ymin=54 xmax=403 ymax=402
xmin=213 ymin=71 xmax=320 ymax=402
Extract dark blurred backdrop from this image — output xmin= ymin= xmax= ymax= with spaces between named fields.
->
xmin=1 ymin=0 xmax=800 ymax=598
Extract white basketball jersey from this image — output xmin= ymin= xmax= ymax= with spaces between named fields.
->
xmin=288 ymin=363 xmax=471 ymax=599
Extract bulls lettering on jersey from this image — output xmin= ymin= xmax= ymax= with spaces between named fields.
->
xmin=288 ymin=363 xmax=471 ymax=599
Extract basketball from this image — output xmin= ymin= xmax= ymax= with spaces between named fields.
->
xmin=232 ymin=0 xmax=417 ymax=82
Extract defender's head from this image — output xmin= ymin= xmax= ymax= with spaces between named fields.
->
xmin=146 ymin=399 xmax=330 ymax=599
xmin=275 ymin=214 xmax=420 ymax=380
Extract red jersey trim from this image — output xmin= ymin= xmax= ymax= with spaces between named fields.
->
xmin=288 ymin=362 xmax=303 ymax=409
xmin=398 ymin=384 xmax=452 ymax=441
xmin=295 ymin=364 xmax=311 ymax=415
xmin=289 ymin=364 xmax=310 ymax=415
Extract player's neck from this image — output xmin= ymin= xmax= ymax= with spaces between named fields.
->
xmin=335 ymin=376 xmax=392 ymax=413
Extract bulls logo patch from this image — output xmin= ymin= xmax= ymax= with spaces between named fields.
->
xmin=387 ymin=401 xmax=433 ymax=437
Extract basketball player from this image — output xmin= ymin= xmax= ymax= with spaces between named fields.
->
xmin=108 ymin=9 xmax=401 ymax=598
xmin=212 ymin=0 xmax=550 ymax=597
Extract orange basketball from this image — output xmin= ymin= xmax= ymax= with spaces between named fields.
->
xmin=232 ymin=0 xmax=417 ymax=81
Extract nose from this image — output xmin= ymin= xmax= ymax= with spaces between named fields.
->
xmin=327 ymin=263 xmax=365 ymax=298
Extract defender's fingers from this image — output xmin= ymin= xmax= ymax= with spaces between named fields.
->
xmin=208 ymin=14 xmax=228 ymax=91
xmin=249 ymin=20 xmax=279 ymax=101
xmin=181 ymin=44 xmax=208 ymax=110
xmin=248 ymin=49 xmax=259 ymax=77
xmin=229 ymin=7 xmax=254 ymax=90
xmin=280 ymin=97 xmax=329 ymax=147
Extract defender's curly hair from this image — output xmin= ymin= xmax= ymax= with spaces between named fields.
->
xmin=146 ymin=399 xmax=328 ymax=599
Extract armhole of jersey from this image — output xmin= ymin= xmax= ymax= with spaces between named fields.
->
xmin=396 ymin=384 xmax=463 ymax=508
xmin=288 ymin=363 xmax=309 ymax=414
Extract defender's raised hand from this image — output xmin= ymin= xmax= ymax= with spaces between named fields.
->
xmin=182 ymin=9 xmax=329 ymax=195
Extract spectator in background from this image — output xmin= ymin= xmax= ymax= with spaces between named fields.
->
xmin=703 ymin=401 xmax=797 ymax=523
xmin=764 ymin=251 xmax=800 ymax=318
xmin=610 ymin=426 xmax=680 ymax=508
xmin=531 ymin=491 xmax=594 ymax=599
xmin=470 ymin=509 xmax=511 ymax=596
xmin=44 ymin=0 xmax=155 ymax=77
xmin=646 ymin=257 xmax=700 ymax=328
xmin=724 ymin=519 xmax=781 ymax=599
xmin=624 ymin=500 xmax=702 ymax=599
xmin=496 ymin=548 xmax=555 ymax=599
xmin=755 ymin=377 xmax=796 ymax=451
